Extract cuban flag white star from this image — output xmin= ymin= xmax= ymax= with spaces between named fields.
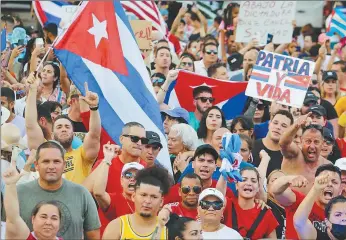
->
xmin=88 ymin=14 xmax=108 ymax=48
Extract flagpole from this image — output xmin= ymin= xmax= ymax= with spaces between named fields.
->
xmin=35 ymin=1 xmax=84 ymax=72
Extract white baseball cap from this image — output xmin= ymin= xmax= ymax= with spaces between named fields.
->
xmin=335 ymin=158 xmax=346 ymax=171
xmin=121 ymin=162 xmax=144 ymax=175
xmin=198 ymin=188 xmax=225 ymax=203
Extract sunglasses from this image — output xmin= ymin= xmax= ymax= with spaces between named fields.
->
xmin=205 ymin=50 xmax=217 ymax=55
xmin=123 ymin=134 xmax=149 ymax=144
xmin=195 ymin=97 xmax=215 ymax=103
xmin=256 ymin=104 xmax=265 ymax=110
xmin=181 ymin=186 xmax=202 ymax=194
xmin=123 ymin=172 xmax=136 ymax=179
xmin=152 ymin=78 xmax=165 ymax=84
xmin=199 ymin=200 xmax=223 ymax=210
xmin=180 ymin=62 xmax=193 ymax=67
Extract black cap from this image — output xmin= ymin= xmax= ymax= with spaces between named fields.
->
xmin=322 ymin=71 xmax=338 ymax=81
xmin=146 ymin=131 xmax=163 ymax=148
xmin=308 ymin=105 xmax=326 ymax=117
xmin=304 ymin=91 xmax=319 ymax=105
xmin=323 ymin=127 xmax=335 ymax=143
xmin=193 ymin=144 xmax=219 ymax=161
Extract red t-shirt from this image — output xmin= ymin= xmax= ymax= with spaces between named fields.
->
xmin=99 ymin=193 xmax=135 ymax=236
xmin=224 ymin=197 xmax=279 ymax=240
xmin=164 ymin=179 xmax=235 ymax=204
xmin=169 ymin=202 xmax=198 ymax=220
xmin=285 ymin=189 xmax=325 ymax=240
xmin=167 ymin=33 xmax=182 ymax=55
xmin=336 ymin=138 xmax=346 ymax=158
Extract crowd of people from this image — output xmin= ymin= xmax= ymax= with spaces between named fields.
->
xmin=1 ymin=1 xmax=346 ymax=239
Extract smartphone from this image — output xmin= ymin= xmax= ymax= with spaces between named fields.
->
xmin=267 ymin=34 xmax=273 ymax=44
xmin=35 ymin=38 xmax=44 ymax=48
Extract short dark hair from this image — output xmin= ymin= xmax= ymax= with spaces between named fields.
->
xmin=181 ymin=173 xmax=203 ymax=187
xmin=37 ymin=104 xmax=53 ymax=124
xmin=203 ymin=34 xmax=219 ymax=47
xmin=36 ymin=141 xmax=65 ymax=161
xmin=197 ymin=106 xmax=227 ymax=139
xmin=122 ymin=122 xmax=145 ymax=135
xmin=1 ymin=87 xmax=15 ymax=102
xmin=240 ymin=166 xmax=260 ymax=182
xmin=1 ymin=15 xmax=14 ymax=24
xmin=214 ymin=16 xmax=223 ymax=25
xmin=157 ymin=39 xmax=168 ymax=45
xmin=325 ymin=195 xmax=346 ymax=219
xmin=272 ymin=110 xmax=294 ymax=125
xmin=207 ymin=62 xmax=226 ymax=78
xmin=315 ymin=164 xmax=341 ymax=178
xmin=43 ymin=23 xmax=58 ymax=37
xmin=134 ymin=166 xmax=172 ymax=195
xmin=202 ymin=42 xmax=218 ymax=53
xmin=151 ymin=72 xmax=166 ymax=80
xmin=31 ymin=200 xmax=62 ymax=220
xmin=180 ymin=52 xmax=196 ymax=62
xmin=40 ymin=101 xmax=62 ymax=114
xmin=309 ymin=44 xmax=321 ymax=57
xmin=53 ymin=115 xmax=74 ymax=131
xmin=333 ymin=60 xmax=346 ymax=72
xmin=155 ymin=46 xmax=171 ymax=58
xmin=230 ymin=115 xmax=254 ymax=132
xmin=166 ymin=214 xmax=195 ymax=240
xmin=192 ymin=86 xmax=212 ymax=98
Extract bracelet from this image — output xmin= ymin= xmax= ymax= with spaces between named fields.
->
xmin=90 ymin=105 xmax=99 ymax=111
xmin=160 ymin=87 xmax=167 ymax=93
xmin=102 ymin=159 xmax=112 ymax=166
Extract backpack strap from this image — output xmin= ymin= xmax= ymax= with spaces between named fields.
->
xmin=246 ymin=208 xmax=268 ymax=238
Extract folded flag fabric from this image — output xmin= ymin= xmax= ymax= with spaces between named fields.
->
xmin=164 ymin=71 xmax=248 ymax=120
xmin=327 ymin=7 xmax=346 ymax=38
xmin=53 ymin=0 xmax=172 ymax=174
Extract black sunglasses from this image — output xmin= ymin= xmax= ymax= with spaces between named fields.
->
xmin=123 ymin=134 xmax=149 ymax=144
xmin=195 ymin=97 xmax=215 ymax=103
xmin=256 ymin=104 xmax=265 ymax=110
xmin=181 ymin=186 xmax=202 ymax=194
xmin=205 ymin=50 xmax=217 ymax=55
xmin=180 ymin=62 xmax=193 ymax=67
xmin=199 ymin=200 xmax=223 ymax=210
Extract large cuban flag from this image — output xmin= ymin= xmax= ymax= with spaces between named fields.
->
xmin=53 ymin=1 xmax=172 ymax=174
xmin=164 ymin=71 xmax=248 ymax=120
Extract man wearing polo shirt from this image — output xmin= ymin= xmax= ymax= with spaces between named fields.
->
xmin=141 ymin=131 xmax=163 ymax=167
xmin=189 ymin=86 xmax=214 ymax=131
xmin=161 ymin=107 xmax=189 ymax=136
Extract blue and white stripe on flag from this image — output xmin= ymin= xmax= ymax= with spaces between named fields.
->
xmin=54 ymin=0 xmax=172 ymax=174
xmin=327 ymin=7 xmax=346 ymax=38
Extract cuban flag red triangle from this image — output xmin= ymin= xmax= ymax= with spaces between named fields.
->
xmin=54 ymin=1 xmax=128 ymax=75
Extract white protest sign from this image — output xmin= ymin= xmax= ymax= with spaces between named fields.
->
xmin=245 ymin=50 xmax=315 ymax=108
xmin=236 ymin=1 xmax=296 ymax=44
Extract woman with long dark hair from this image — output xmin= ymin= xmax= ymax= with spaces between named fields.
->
xmin=197 ymin=106 xmax=227 ymax=145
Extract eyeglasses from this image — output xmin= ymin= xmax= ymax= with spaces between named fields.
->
xmin=199 ymin=200 xmax=223 ymax=210
xmin=195 ymin=97 xmax=215 ymax=103
xmin=123 ymin=134 xmax=149 ymax=144
xmin=205 ymin=50 xmax=217 ymax=55
xmin=152 ymin=78 xmax=165 ymax=84
xmin=303 ymin=124 xmax=323 ymax=134
xmin=181 ymin=186 xmax=202 ymax=194
xmin=123 ymin=172 xmax=136 ymax=179
xmin=180 ymin=62 xmax=193 ymax=67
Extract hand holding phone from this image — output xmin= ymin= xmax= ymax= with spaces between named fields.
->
xmin=35 ymin=38 xmax=44 ymax=48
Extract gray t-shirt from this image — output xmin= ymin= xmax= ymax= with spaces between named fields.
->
xmin=17 ymin=179 xmax=100 ymax=239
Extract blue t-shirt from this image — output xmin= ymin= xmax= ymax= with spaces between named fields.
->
xmin=178 ymin=161 xmax=254 ymax=196
xmin=254 ymin=121 xmax=269 ymax=139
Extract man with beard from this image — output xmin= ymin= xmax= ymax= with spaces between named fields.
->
xmin=92 ymin=143 xmax=144 ymax=236
xmin=280 ymin=113 xmax=332 ymax=195
xmin=252 ymin=110 xmax=294 ymax=177
xmin=103 ymin=167 xmax=170 ymax=240
xmin=271 ymin=164 xmax=342 ymax=239
xmin=168 ymin=173 xmax=202 ymax=220
xmin=26 ymin=75 xmax=101 ymax=184
xmin=189 ymin=85 xmax=214 ymax=131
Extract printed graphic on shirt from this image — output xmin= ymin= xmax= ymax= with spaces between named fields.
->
xmin=64 ymin=156 xmax=75 ymax=173
xmin=55 ymin=200 xmax=72 ymax=236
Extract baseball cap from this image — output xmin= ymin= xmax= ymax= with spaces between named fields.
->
xmin=335 ymin=158 xmax=346 ymax=171
xmin=121 ymin=162 xmax=144 ymax=175
xmin=193 ymin=144 xmax=219 ymax=161
xmin=161 ymin=107 xmax=189 ymax=124
xmin=308 ymin=105 xmax=326 ymax=117
xmin=322 ymin=127 xmax=334 ymax=143
xmin=198 ymin=188 xmax=225 ymax=203
xmin=322 ymin=71 xmax=338 ymax=81
xmin=303 ymin=92 xmax=319 ymax=105
xmin=146 ymin=131 xmax=163 ymax=148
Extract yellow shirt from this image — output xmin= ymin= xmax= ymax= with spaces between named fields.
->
xmin=119 ymin=214 xmax=168 ymax=240
xmin=64 ymin=146 xmax=93 ymax=184
xmin=335 ymin=96 xmax=346 ymax=117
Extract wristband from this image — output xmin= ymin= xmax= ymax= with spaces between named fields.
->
xmin=90 ymin=105 xmax=99 ymax=111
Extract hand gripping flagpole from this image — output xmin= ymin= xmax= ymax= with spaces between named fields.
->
xmin=35 ymin=1 xmax=84 ymax=72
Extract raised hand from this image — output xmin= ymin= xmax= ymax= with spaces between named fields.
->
xmin=26 ymin=72 xmax=40 ymax=88
xmin=313 ymin=173 xmax=330 ymax=192
xmin=10 ymin=46 xmax=25 ymax=59
xmin=178 ymin=6 xmax=188 ymax=16
xmin=259 ymin=150 xmax=271 ymax=162
xmin=103 ymin=142 xmax=121 ymax=161
xmin=158 ymin=205 xmax=172 ymax=227
xmin=3 ymin=148 xmax=24 ymax=185
xmin=166 ymin=70 xmax=179 ymax=84
xmin=80 ymin=82 xmax=99 ymax=108
xmin=289 ymin=175 xmax=309 ymax=188
xmin=32 ymin=46 xmax=45 ymax=57
xmin=296 ymin=112 xmax=312 ymax=128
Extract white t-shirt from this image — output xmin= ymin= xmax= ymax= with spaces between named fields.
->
xmin=194 ymin=60 xmax=208 ymax=77
xmin=203 ymin=225 xmax=243 ymax=240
